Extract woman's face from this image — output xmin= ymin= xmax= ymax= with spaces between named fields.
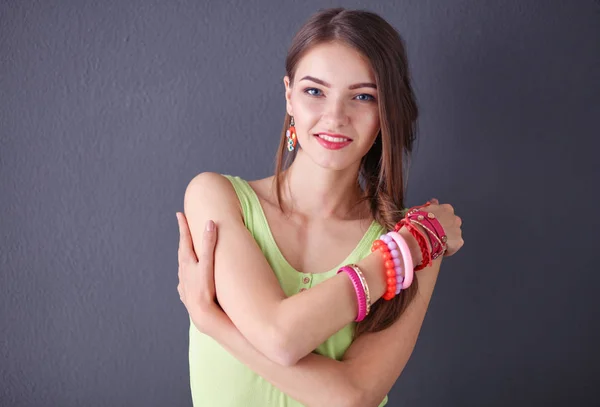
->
xmin=284 ymin=41 xmax=380 ymax=171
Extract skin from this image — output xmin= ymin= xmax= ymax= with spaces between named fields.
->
xmin=176 ymin=41 xmax=464 ymax=407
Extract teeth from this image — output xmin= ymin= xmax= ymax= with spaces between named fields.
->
xmin=317 ymin=134 xmax=349 ymax=143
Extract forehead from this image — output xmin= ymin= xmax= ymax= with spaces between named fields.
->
xmin=295 ymin=42 xmax=375 ymax=83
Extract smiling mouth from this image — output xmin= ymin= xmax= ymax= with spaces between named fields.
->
xmin=314 ymin=134 xmax=352 ymax=143
xmin=313 ymin=134 xmax=353 ymax=150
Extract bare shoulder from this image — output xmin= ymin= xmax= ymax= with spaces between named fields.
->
xmin=183 ymin=172 xmax=242 ymax=221
xmin=247 ymin=175 xmax=277 ymax=204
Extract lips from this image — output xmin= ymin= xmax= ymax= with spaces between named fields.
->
xmin=315 ymin=132 xmax=353 ymax=141
xmin=313 ymin=133 xmax=353 ymax=150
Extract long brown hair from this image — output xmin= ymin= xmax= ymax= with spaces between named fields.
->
xmin=273 ymin=8 xmax=420 ymax=338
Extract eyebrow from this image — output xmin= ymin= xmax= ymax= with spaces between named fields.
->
xmin=299 ymin=75 xmax=377 ymax=90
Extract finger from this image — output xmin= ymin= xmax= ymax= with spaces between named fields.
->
xmin=200 ymin=220 xmax=217 ymax=271
xmin=177 ymin=212 xmax=198 ymax=264
xmin=443 ymin=204 xmax=454 ymax=214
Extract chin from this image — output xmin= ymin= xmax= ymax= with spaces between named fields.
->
xmin=311 ymin=151 xmax=360 ymax=172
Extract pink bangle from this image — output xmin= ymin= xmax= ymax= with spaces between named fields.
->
xmin=348 ymin=264 xmax=371 ymax=316
xmin=387 ymin=232 xmax=414 ymax=289
xmin=337 ymin=265 xmax=367 ymax=322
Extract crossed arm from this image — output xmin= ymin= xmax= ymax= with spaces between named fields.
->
xmin=183 ymin=172 xmax=442 ymax=406
xmin=199 ymin=260 xmax=441 ymax=407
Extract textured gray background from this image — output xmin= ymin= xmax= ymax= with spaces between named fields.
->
xmin=1 ymin=0 xmax=599 ymax=406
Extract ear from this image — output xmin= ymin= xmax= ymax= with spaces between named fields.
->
xmin=283 ymin=75 xmax=293 ymax=117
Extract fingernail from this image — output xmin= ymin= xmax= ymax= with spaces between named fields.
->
xmin=206 ymin=220 xmax=215 ymax=231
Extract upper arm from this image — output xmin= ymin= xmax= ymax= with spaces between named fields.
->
xmin=183 ymin=172 xmax=288 ymax=360
xmin=341 ymin=259 xmax=443 ymax=406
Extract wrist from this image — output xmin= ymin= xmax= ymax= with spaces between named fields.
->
xmin=398 ymin=228 xmax=424 ymax=266
xmin=357 ymin=252 xmax=387 ymax=301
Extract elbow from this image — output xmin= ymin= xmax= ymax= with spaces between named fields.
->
xmin=341 ymin=378 xmax=382 ymax=407
xmin=343 ymin=389 xmax=370 ymax=407
xmin=261 ymin=322 xmax=304 ymax=366
xmin=266 ymin=329 xmax=301 ymax=366
xmin=269 ymin=350 xmax=299 ymax=367
xmin=315 ymin=385 xmax=367 ymax=407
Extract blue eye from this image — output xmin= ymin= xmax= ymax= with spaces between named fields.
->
xmin=304 ymin=88 xmax=322 ymax=97
xmin=355 ymin=94 xmax=376 ymax=102
xmin=303 ymin=88 xmax=376 ymax=102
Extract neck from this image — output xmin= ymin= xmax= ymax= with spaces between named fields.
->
xmin=278 ymin=150 xmax=368 ymax=221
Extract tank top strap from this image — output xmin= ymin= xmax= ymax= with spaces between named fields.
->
xmin=221 ymin=174 xmax=272 ymax=249
xmin=221 ymin=174 xmax=253 ymax=226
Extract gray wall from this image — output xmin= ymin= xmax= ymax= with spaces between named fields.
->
xmin=1 ymin=0 xmax=599 ymax=406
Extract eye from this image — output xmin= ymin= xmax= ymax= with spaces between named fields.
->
xmin=355 ymin=94 xmax=376 ymax=102
xmin=303 ymin=88 xmax=323 ymax=97
xmin=302 ymin=88 xmax=376 ymax=103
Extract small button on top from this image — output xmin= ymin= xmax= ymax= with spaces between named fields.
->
xmin=303 ymin=276 xmax=310 ymax=284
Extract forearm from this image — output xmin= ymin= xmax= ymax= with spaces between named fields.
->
xmin=275 ymin=228 xmax=425 ymax=365
xmin=346 ymin=257 xmax=443 ymax=407
xmin=208 ymin=311 xmax=362 ymax=407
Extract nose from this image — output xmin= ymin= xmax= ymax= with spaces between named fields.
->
xmin=322 ymin=97 xmax=349 ymax=127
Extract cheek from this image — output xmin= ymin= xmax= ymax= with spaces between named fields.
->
xmin=354 ymin=108 xmax=380 ymax=129
xmin=295 ymin=98 xmax=323 ymax=117
xmin=358 ymin=111 xmax=380 ymax=146
xmin=293 ymin=100 xmax=322 ymax=135
xmin=366 ymin=111 xmax=380 ymax=127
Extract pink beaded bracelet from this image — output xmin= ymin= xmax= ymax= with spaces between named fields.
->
xmin=380 ymin=234 xmax=405 ymax=295
xmin=387 ymin=231 xmax=414 ymax=289
xmin=337 ymin=265 xmax=368 ymax=322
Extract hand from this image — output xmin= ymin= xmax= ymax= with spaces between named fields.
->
xmin=176 ymin=212 xmax=221 ymax=334
xmin=419 ymin=198 xmax=464 ymax=257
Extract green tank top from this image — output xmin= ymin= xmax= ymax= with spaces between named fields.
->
xmin=189 ymin=174 xmax=389 ymax=406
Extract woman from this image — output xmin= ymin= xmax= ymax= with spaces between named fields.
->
xmin=176 ymin=7 xmax=464 ymax=407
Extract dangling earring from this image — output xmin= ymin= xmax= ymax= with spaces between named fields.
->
xmin=286 ymin=116 xmax=297 ymax=152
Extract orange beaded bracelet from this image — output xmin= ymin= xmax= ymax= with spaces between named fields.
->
xmin=370 ymin=239 xmax=398 ymax=301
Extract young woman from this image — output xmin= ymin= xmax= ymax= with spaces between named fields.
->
xmin=176 ymin=7 xmax=464 ymax=407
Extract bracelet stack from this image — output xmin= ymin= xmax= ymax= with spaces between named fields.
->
xmin=338 ymin=201 xmax=448 ymax=320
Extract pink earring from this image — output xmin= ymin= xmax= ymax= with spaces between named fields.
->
xmin=286 ymin=116 xmax=297 ymax=152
